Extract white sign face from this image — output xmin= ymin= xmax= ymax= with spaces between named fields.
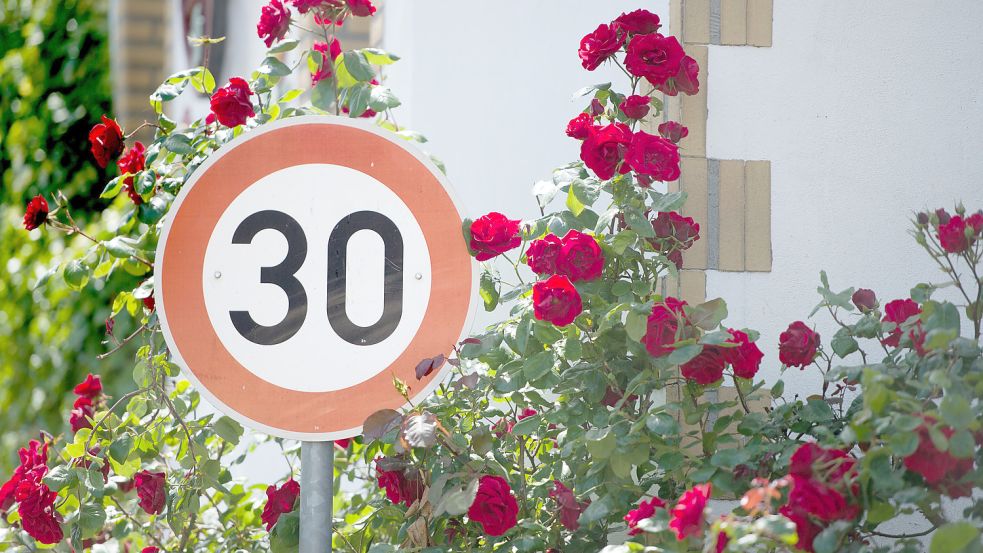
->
xmin=202 ymin=164 xmax=432 ymax=392
xmin=155 ymin=117 xmax=476 ymax=440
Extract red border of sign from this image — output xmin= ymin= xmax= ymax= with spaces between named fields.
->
xmin=155 ymin=116 xmax=476 ymax=440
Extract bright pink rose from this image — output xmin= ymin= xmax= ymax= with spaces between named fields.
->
xmin=209 ymin=77 xmax=255 ymax=127
xmin=134 ymin=470 xmax=166 ymax=515
xmin=580 ymin=122 xmax=632 ymax=180
xmin=624 ymin=496 xmax=665 ymax=535
xmin=311 ymin=38 xmax=342 ymax=85
xmin=578 ymin=23 xmax=624 ymax=71
xmin=469 ymin=212 xmax=522 ymax=261
xmin=467 ymin=475 xmax=519 ymax=536
xmin=533 ymin=275 xmax=583 ymax=327
xmin=778 ymin=321 xmax=820 ymax=368
xmin=22 ymin=195 xmax=49 ymax=231
xmin=117 ymin=141 xmax=146 ymax=205
xmin=681 ymin=345 xmax=727 ymax=385
xmin=880 ymin=299 xmax=921 ymax=348
xmin=641 ymin=297 xmax=688 ymax=357
xmin=257 ymin=0 xmax=291 ymax=47
xmin=566 ymin=112 xmax=595 ymax=139
xmin=613 ymin=9 xmax=661 ymax=35
xmin=627 ymin=131 xmax=680 ymax=181
xmin=724 ymin=329 xmax=763 ymax=379
xmin=619 ymin=94 xmax=651 ymax=120
xmin=556 ymin=230 xmax=605 ymax=282
xmin=346 ymin=0 xmax=375 ymax=17
xmin=625 ymin=33 xmax=685 ymax=87
xmin=262 ymin=478 xmax=299 ymax=530
xmin=669 ymin=483 xmax=711 ymax=540
xmin=904 ymin=418 xmax=974 ymax=498
xmin=938 ymin=215 xmax=971 ymax=253
xmin=851 ymin=288 xmax=877 ymax=312
xmin=550 ymin=481 xmax=589 ymax=531
xmin=657 ymin=121 xmax=689 ymax=143
xmin=525 ymin=234 xmax=563 ymax=275
xmin=656 ymin=55 xmax=701 ymax=96
xmin=88 ymin=115 xmax=125 ymax=168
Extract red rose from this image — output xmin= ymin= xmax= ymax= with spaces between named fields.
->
xmin=779 ymin=504 xmax=822 ymax=553
xmin=550 ymin=481 xmax=588 ymax=531
xmin=346 ymin=0 xmax=376 ymax=17
xmin=533 ymin=275 xmax=583 ymax=327
xmin=292 ymin=0 xmax=340 ymax=13
xmin=257 ymin=0 xmax=291 ymax=47
xmin=375 ymin=458 xmax=424 ymax=507
xmin=880 ymin=299 xmax=921 ymax=348
xmin=209 ymin=77 xmax=255 ymax=127
xmin=851 ymin=288 xmax=877 ymax=312
xmin=681 ymin=345 xmax=727 ymax=385
xmin=935 ymin=208 xmax=952 ymax=225
xmin=619 ymin=94 xmax=651 ymax=120
xmin=143 ymin=294 xmax=156 ymax=312
xmin=0 ymin=440 xmax=49 ymax=512
xmin=525 ymin=233 xmax=563 ymax=275
xmin=468 ymin=475 xmax=519 ymax=536
xmin=469 ymin=212 xmax=522 ymax=261
xmin=601 ymin=387 xmax=638 ymax=407
xmin=15 ymin=483 xmax=63 ymax=544
xmin=613 ymin=9 xmax=661 ymax=35
xmin=625 ymin=33 xmax=685 ymax=87
xmin=311 ymin=38 xmax=342 ymax=85
xmin=669 ymin=483 xmax=711 ymax=540
xmin=22 ymin=195 xmax=49 ymax=231
xmin=642 ymin=297 xmax=688 ymax=357
xmin=785 ymin=443 xmax=859 ymax=522
xmin=967 ymin=212 xmax=983 ymax=234
xmin=70 ymin=396 xmax=94 ymax=433
xmin=134 ymin=470 xmax=166 ymax=515
xmin=624 ymin=496 xmax=665 ymax=536
xmin=578 ymin=23 xmax=624 ymax=71
xmin=724 ymin=329 xmax=763 ymax=379
xmin=74 ymin=374 xmax=103 ymax=399
xmin=626 ymin=131 xmax=681 ymax=181
xmin=262 ymin=478 xmax=300 ymax=530
xmin=904 ymin=418 xmax=974 ymax=498
xmin=143 ymin=548 xmax=161 ymax=553
xmin=580 ymin=122 xmax=632 ymax=180
xmin=566 ymin=112 xmax=595 ymax=140
xmin=88 ymin=114 xmax=125 ymax=168
xmin=656 ymin=55 xmax=701 ymax=96
xmin=938 ymin=215 xmax=971 ymax=253
xmin=556 ymin=230 xmax=605 ymax=282
xmin=117 ymin=141 xmax=146 ymax=205
xmin=716 ymin=531 xmax=730 ymax=553
xmin=778 ymin=321 xmax=820 ymax=368
xmin=650 ymin=211 xmax=700 ymax=267
xmin=334 ymin=438 xmax=351 ymax=449
xmin=657 ymin=121 xmax=689 ymax=143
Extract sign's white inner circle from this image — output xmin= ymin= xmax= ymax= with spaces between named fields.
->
xmin=202 ymin=164 xmax=432 ymax=392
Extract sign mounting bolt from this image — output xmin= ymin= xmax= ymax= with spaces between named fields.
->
xmin=214 ymin=271 xmax=222 ymax=279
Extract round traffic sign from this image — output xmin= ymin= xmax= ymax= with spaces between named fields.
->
xmin=155 ymin=116 xmax=476 ymax=440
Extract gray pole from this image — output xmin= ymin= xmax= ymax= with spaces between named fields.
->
xmin=300 ymin=441 xmax=334 ymax=553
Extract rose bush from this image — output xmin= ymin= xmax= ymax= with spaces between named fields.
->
xmin=3 ymin=5 xmax=982 ymax=553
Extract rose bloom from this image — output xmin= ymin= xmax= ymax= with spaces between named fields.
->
xmin=346 ymin=0 xmax=376 ymax=16
xmin=778 ymin=321 xmax=820 ymax=368
xmin=0 ymin=440 xmax=49 ymax=511
xmin=578 ymin=23 xmax=624 ymax=71
xmin=209 ymin=77 xmax=255 ymax=127
xmin=624 ymin=496 xmax=665 ymax=536
xmin=880 ymin=298 xmax=921 ymax=348
xmin=851 ymin=288 xmax=877 ymax=312
xmin=257 ymin=0 xmax=291 ymax=47
xmin=311 ymin=38 xmax=342 ymax=85
xmin=375 ymin=459 xmax=424 ymax=507
xmin=619 ymin=94 xmax=651 ymax=120
xmin=467 ymin=475 xmax=519 ymax=536
xmin=625 ymin=33 xmax=685 ymax=87
xmin=566 ymin=112 xmax=595 ymax=140
xmin=70 ymin=396 xmax=94 ymax=433
xmin=580 ymin=122 xmax=632 ymax=180
xmin=613 ymin=9 xmax=661 ymax=35
xmin=657 ymin=120 xmax=689 ymax=143
xmin=292 ymin=0 xmax=339 ymax=13
xmin=262 ymin=478 xmax=300 ymax=530
xmin=143 ymin=294 xmax=156 ymax=312
xmin=724 ymin=328 xmax=764 ymax=379
xmin=22 ymin=195 xmax=49 ymax=231
xmin=469 ymin=212 xmax=522 ymax=261
xmin=780 ymin=505 xmax=822 ymax=553
xmin=555 ymin=230 xmax=605 ymax=282
xmin=681 ymin=345 xmax=727 ymax=385
xmin=642 ymin=297 xmax=688 ymax=357
xmin=656 ymin=55 xmax=701 ymax=96
xmin=88 ymin=114 xmax=125 ymax=168
xmin=525 ymin=233 xmax=563 ymax=275
xmin=669 ymin=483 xmax=711 ymax=540
xmin=651 ymin=211 xmax=700 ymax=252
xmin=786 ymin=443 xmax=859 ymax=522
xmin=626 ymin=131 xmax=681 ymax=181
xmin=550 ymin=481 xmax=588 ymax=531
xmin=134 ymin=470 xmax=167 ymax=515
xmin=904 ymin=417 xmax=974 ymax=498
xmin=334 ymin=438 xmax=351 ymax=449
xmin=938 ymin=215 xmax=971 ymax=253
xmin=117 ymin=141 xmax=146 ymax=205
xmin=15 ymin=482 xmax=62 ymax=544
xmin=532 ymin=275 xmax=583 ymax=327
xmin=143 ymin=548 xmax=160 ymax=553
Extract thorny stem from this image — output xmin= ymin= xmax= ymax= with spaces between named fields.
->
xmin=111 ymin=496 xmax=166 ymax=550
xmin=84 ymin=388 xmax=150 ymax=453
xmin=98 ymin=323 xmax=148 ymax=359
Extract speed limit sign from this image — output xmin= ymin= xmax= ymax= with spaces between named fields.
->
xmin=155 ymin=116 xmax=476 ymax=440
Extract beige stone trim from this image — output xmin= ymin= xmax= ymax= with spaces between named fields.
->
xmin=717 ymin=159 xmax=746 ymax=271
xmin=745 ymin=160 xmax=773 ymax=271
xmin=112 ymin=0 xmax=170 ymax=140
xmin=719 ymin=0 xmax=748 ymax=46
xmin=746 ymin=0 xmax=774 ymax=47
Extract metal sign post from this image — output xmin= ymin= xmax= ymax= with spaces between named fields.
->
xmin=300 ymin=442 xmax=334 ymax=553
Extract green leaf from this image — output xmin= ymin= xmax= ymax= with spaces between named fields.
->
xmin=311 ymin=78 xmax=336 ymax=110
xmin=345 ymin=82 xmax=372 ymax=118
xmin=78 ymin=503 xmax=107 ymax=538
xmin=646 ymin=413 xmax=679 ymax=436
xmin=566 ymin=184 xmax=585 ymax=216
xmin=667 ymin=344 xmax=702 ymax=365
xmin=625 ymin=208 xmax=655 ymax=238
xmin=625 ymin=310 xmax=648 ymax=342
xmin=949 ymin=429 xmax=975 ymax=459
xmin=362 ymin=48 xmax=400 ymax=65
xmin=940 ymin=393 xmax=973 ymax=430
xmin=438 ymin=478 xmax=478 ymax=516
xmin=100 ymin=176 xmax=124 ymax=199
xmin=710 ymin=447 xmax=751 ymax=469
xmin=801 ymin=399 xmax=835 ymax=423
xmin=771 ymin=379 xmax=785 ymax=398
xmin=163 ymin=133 xmax=193 ymax=155
xmin=343 ymin=51 xmax=375 ymax=81
xmin=611 ymin=230 xmax=637 ymax=255
xmin=930 ymin=522 xmax=980 ymax=553
xmin=63 ymin=259 xmax=91 ymax=290
xmin=42 ymin=465 xmax=75 ymax=492
xmin=368 ymin=85 xmax=401 ymax=111
xmin=511 ymin=414 xmax=539 ymax=436
xmin=104 ymin=236 xmax=140 ymax=259
xmin=479 ymin=272 xmax=499 ymax=311
xmin=214 ymin=416 xmax=244 ymax=445
xmin=189 ymin=66 xmax=216 ymax=94
xmin=688 ymin=298 xmax=728 ymax=331
xmin=523 ymin=351 xmax=554 ymax=381
xmin=831 ymin=329 xmax=859 ymax=358
xmin=270 ymin=510 xmax=300 ymax=552
xmin=268 ymin=38 xmax=300 ymax=54
xmin=109 ymin=434 xmax=134 ymax=464
xmin=259 ymin=56 xmax=292 ymax=77
xmin=586 ymin=429 xmax=616 ymax=460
